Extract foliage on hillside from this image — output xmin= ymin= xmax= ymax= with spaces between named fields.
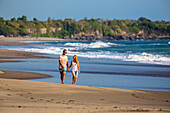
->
xmin=0 ymin=16 xmax=170 ymax=38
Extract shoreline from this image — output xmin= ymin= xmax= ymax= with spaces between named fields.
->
xmin=0 ymin=37 xmax=55 ymax=80
xmin=0 ymin=36 xmax=68 ymax=46
xmin=0 ymin=37 xmax=170 ymax=81
xmin=0 ymin=70 xmax=51 ymax=79
xmin=0 ymin=37 xmax=170 ymax=112
xmin=0 ymin=49 xmax=54 ymax=60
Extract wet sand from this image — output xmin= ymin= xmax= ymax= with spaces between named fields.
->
xmin=0 ymin=70 xmax=51 ymax=79
xmin=0 ymin=49 xmax=53 ymax=59
xmin=0 ymin=37 xmax=170 ymax=113
xmin=0 ymin=36 xmax=65 ymax=46
xmin=0 ymin=37 xmax=60 ymax=62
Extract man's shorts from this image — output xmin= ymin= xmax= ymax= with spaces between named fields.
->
xmin=59 ymin=68 xmax=66 ymax=74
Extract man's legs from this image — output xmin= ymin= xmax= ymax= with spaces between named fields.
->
xmin=60 ymin=72 xmax=66 ymax=84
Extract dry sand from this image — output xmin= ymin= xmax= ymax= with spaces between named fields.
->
xmin=0 ymin=78 xmax=170 ymax=113
xmin=0 ymin=37 xmax=170 ymax=113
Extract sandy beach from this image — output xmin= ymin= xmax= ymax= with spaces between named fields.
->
xmin=0 ymin=37 xmax=170 ymax=113
xmin=0 ymin=36 xmax=66 ymax=46
xmin=0 ymin=78 xmax=170 ymax=113
xmin=0 ymin=70 xmax=51 ymax=79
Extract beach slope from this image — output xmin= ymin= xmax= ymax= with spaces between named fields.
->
xmin=0 ymin=78 xmax=170 ymax=113
xmin=0 ymin=37 xmax=170 ymax=113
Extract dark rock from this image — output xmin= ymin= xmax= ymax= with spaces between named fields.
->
xmin=64 ymin=32 xmax=170 ymax=41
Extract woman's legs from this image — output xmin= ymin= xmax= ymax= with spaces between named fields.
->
xmin=72 ymin=71 xmax=78 ymax=85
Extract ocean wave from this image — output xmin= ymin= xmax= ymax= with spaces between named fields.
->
xmin=64 ymin=41 xmax=118 ymax=49
xmin=8 ymin=46 xmax=170 ymax=65
xmin=4 ymin=40 xmax=170 ymax=65
xmin=21 ymin=41 xmax=59 ymax=44
xmin=124 ymin=52 xmax=170 ymax=65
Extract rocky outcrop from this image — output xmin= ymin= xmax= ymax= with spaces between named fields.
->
xmin=28 ymin=27 xmax=57 ymax=34
xmin=27 ymin=28 xmax=34 ymax=34
xmin=50 ymin=27 xmax=56 ymax=33
xmin=57 ymin=27 xmax=62 ymax=32
xmin=62 ymin=28 xmax=170 ymax=41
xmin=64 ymin=31 xmax=103 ymax=40
xmin=40 ymin=28 xmax=47 ymax=34
xmin=64 ymin=33 xmax=170 ymax=41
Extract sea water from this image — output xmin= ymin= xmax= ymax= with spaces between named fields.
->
xmin=7 ymin=40 xmax=170 ymax=65
xmin=0 ymin=40 xmax=170 ymax=91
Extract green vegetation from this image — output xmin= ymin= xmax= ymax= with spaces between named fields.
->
xmin=0 ymin=16 xmax=170 ymax=38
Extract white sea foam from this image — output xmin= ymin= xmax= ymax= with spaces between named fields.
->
xmin=124 ymin=52 xmax=170 ymax=65
xmin=5 ymin=41 xmax=170 ymax=65
xmin=8 ymin=46 xmax=170 ymax=65
xmin=168 ymin=42 xmax=170 ymax=44
xmin=21 ymin=41 xmax=58 ymax=43
xmin=64 ymin=41 xmax=118 ymax=49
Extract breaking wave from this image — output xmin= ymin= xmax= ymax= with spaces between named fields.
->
xmin=1 ymin=40 xmax=169 ymax=65
xmin=8 ymin=47 xmax=170 ymax=65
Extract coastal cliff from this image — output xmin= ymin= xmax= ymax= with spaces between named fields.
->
xmin=0 ymin=16 xmax=170 ymax=40
xmin=63 ymin=31 xmax=170 ymax=41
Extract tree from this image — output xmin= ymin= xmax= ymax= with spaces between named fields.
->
xmin=22 ymin=15 xmax=27 ymax=22
xmin=70 ymin=21 xmax=78 ymax=34
xmin=88 ymin=19 xmax=101 ymax=31
xmin=52 ymin=29 xmax=62 ymax=38
xmin=102 ymin=25 xmax=114 ymax=36
xmin=116 ymin=28 xmax=122 ymax=33
xmin=48 ymin=17 xmax=51 ymax=23
xmin=33 ymin=18 xmax=38 ymax=22
xmin=0 ymin=17 xmax=4 ymax=21
xmin=62 ymin=21 xmax=69 ymax=31
xmin=84 ymin=17 xmax=88 ymax=21
xmin=17 ymin=15 xmax=27 ymax=22
xmin=19 ymin=28 xmax=28 ymax=36
xmin=60 ymin=29 xmax=68 ymax=37
xmin=46 ymin=27 xmax=50 ymax=37
xmin=0 ymin=16 xmax=169 ymax=38
xmin=83 ymin=25 xmax=90 ymax=33
xmin=0 ymin=25 xmax=18 ymax=36
xmin=129 ymin=26 xmax=139 ymax=33
xmin=167 ymin=25 xmax=170 ymax=35
xmin=11 ymin=17 xmax=16 ymax=21
xmin=19 ymin=25 xmax=25 ymax=29
xmin=138 ymin=17 xmax=151 ymax=22
xmin=0 ymin=24 xmax=4 ymax=35
xmin=17 ymin=17 xmax=22 ymax=21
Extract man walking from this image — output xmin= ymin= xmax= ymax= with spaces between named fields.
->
xmin=59 ymin=49 xmax=69 ymax=84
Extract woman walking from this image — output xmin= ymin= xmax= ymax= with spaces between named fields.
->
xmin=69 ymin=55 xmax=80 ymax=85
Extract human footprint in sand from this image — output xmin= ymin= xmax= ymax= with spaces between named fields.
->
xmin=68 ymin=55 xmax=80 ymax=85
xmin=59 ymin=49 xmax=69 ymax=84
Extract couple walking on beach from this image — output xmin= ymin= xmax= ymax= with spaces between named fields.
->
xmin=59 ymin=49 xmax=80 ymax=84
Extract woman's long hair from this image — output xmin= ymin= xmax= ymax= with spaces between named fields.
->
xmin=73 ymin=55 xmax=78 ymax=64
